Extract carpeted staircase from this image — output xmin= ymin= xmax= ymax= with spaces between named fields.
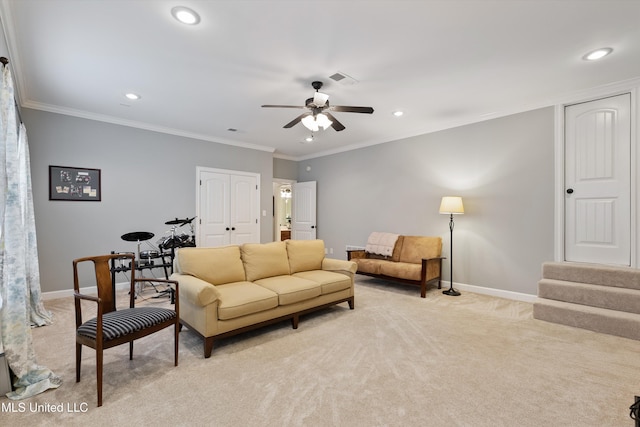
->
xmin=533 ymin=261 xmax=640 ymax=341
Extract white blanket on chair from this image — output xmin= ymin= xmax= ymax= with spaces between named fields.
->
xmin=365 ymin=232 xmax=399 ymax=257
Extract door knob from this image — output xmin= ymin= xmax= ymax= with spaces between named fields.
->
xmin=232 ymin=227 xmax=236 ymax=231
xmin=566 ymin=188 xmax=574 ymax=194
xmin=311 ymin=225 xmax=315 ymax=229
xmin=225 ymin=227 xmax=230 ymax=231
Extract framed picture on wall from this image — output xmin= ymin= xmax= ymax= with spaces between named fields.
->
xmin=49 ymin=165 xmax=101 ymax=201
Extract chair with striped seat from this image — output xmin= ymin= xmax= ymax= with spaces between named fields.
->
xmin=73 ymin=253 xmax=179 ymax=407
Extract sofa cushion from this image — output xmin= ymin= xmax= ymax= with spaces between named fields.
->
xmin=378 ymin=261 xmax=422 ymax=281
xmin=254 ymin=275 xmax=321 ymax=305
xmin=398 ymin=236 xmax=442 ymax=264
xmin=292 ymin=270 xmax=352 ymax=294
xmin=216 ymin=281 xmax=279 ymax=320
xmin=353 ymin=258 xmax=382 ymax=275
xmin=241 ymin=241 xmax=290 ymax=282
xmin=286 ymin=239 xmax=325 ymax=273
xmin=175 ymin=246 xmax=245 ymax=285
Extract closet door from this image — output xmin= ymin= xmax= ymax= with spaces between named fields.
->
xmin=198 ymin=171 xmax=231 ymax=247
xmin=197 ymin=167 xmax=260 ymax=247
xmin=229 ymin=173 xmax=259 ymax=245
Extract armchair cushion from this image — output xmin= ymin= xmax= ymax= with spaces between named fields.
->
xmin=77 ymin=307 xmax=177 ymax=341
xmin=398 ymin=236 xmax=442 ymax=263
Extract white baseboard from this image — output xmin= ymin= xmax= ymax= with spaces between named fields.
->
xmin=449 ymin=281 xmax=537 ymax=303
xmin=42 ymin=280 xmax=537 ymax=303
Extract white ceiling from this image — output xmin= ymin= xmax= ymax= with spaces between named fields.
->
xmin=2 ymin=0 xmax=640 ymax=160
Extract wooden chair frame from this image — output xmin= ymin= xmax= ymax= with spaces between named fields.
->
xmin=73 ymin=253 xmax=179 ymax=407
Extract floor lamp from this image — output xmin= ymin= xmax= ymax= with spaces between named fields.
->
xmin=439 ymin=196 xmax=464 ymax=296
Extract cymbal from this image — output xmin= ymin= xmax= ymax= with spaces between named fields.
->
xmin=165 ymin=217 xmax=196 ymax=225
xmin=121 ymin=231 xmax=154 ymax=242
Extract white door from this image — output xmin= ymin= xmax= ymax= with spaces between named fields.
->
xmin=564 ymin=93 xmax=631 ymax=265
xmin=291 ymin=181 xmax=317 ymax=240
xmin=197 ymin=168 xmax=260 ymax=247
xmin=198 ymin=171 xmax=230 ymax=247
xmin=229 ymin=174 xmax=259 ymax=245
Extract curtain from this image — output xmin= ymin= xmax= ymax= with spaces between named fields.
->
xmin=0 ymin=63 xmax=61 ymax=398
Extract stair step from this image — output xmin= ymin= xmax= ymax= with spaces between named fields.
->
xmin=533 ymin=299 xmax=640 ymax=341
xmin=538 ymin=279 xmax=640 ymax=315
xmin=542 ymin=262 xmax=640 ymax=290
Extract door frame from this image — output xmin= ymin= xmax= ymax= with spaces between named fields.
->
xmin=553 ymin=83 xmax=639 ymax=267
xmin=273 ymin=178 xmax=296 ymax=241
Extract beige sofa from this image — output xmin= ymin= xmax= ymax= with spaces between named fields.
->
xmin=171 ymin=239 xmax=356 ymax=358
xmin=347 ymin=235 xmax=443 ymax=298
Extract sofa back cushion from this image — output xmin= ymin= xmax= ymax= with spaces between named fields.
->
xmin=241 ymin=241 xmax=290 ymax=281
xmin=175 ymin=246 xmax=245 ymax=285
xmin=398 ymin=236 xmax=442 ymax=264
xmin=286 ymin=239 xmax=325 ymax=273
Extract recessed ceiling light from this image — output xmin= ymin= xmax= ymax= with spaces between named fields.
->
xmin=583 ymin=47 xmax=613 ymax=61
xmin=125 ymin=93 xmax=140 ymax=100
xmin=393 ymin=111 xmax=404 ymax=117
xmin=171 ymin=6 xmax=200 ymax=25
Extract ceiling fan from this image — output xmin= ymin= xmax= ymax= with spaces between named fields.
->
xmin=261 ymin=81 xmax=374 ymax=132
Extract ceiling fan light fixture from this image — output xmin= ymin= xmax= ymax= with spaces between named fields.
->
xmin=171 ymin=6 xmax=201 ymax=25
xmin=301 ymin=114 xmax=332 ymax=132
xmin=301 ymin=115 xmax=319 ymax=132
xmin=316 ymin=113 xmax=333 ymax=130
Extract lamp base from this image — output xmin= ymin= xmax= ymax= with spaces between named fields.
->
xmin=443 ymin=288 xmax=461 ymax=296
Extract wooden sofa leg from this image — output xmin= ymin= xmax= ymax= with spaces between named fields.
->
xmin=291 ymin=314 xmax=299 ymax=329
xmin=204 ymin=337 xmax=214 ymax=359
xmin=348 ymin=298 xmax=354 ymax=309
xmin=420 ymin=283 xmax=427 ymax=298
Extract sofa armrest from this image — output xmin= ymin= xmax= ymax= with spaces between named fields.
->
xmin=322 ymin=258 xmax=358 ymax=274
xmin=346 ymin=250 xmax=366 ymax=261
xmin=170 ymin=273 xmax=220 ymax=308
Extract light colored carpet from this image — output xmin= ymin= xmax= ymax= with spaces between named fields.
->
xmin=2 ymin=277 xmax=640 ymax=426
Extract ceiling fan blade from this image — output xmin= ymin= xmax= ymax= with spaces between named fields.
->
xmin=283 ymin=113 xmax=310 ymax=129
xmin=313 ymin=92 xmax=329 ymax=107
xmin=262 ymin=105 xmax=305 ymax=109
xmin=330 ymin=105 xmax=374 ymax=114
xmin=324 ymin=112 xmax=345 ymax=132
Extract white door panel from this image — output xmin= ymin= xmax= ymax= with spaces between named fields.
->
xmin=565 ymin=94 xmax=631 ymax=265
xmin=199 ymin=171 xmax=230 ymax=246
xmin=291 ymin=181 xmax=316 ymax=240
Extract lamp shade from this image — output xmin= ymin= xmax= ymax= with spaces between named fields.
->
xmin=439 ymin=196 xmax=464 ymax=214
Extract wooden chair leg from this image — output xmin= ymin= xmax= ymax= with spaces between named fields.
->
xmin=96 ymin=348 xmax=103 ymax=407
xmin=75 ymin=343 xmax=82 ymax=382
xmin=174 ymin=323 xmax=179 ymax=366
xmin=129 ymin=341 xmax=134 ymax=360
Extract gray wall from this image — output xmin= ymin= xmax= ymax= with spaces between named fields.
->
xmin=298 ymin=107 xmax=555 ymax=296
xmin=24 ymin=108 xmax=274 ymax=293
xmin=23 ymin=105 xmax=554 ymax=296
xmin=273 ymin=157 xmax=298 ymax=180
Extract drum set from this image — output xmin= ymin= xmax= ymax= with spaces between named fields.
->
xmin=113 ymin=217 xmax=196 ymax=299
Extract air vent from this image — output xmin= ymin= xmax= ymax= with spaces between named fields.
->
xmin=329 ymin=72 xmax=358 ymax=85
